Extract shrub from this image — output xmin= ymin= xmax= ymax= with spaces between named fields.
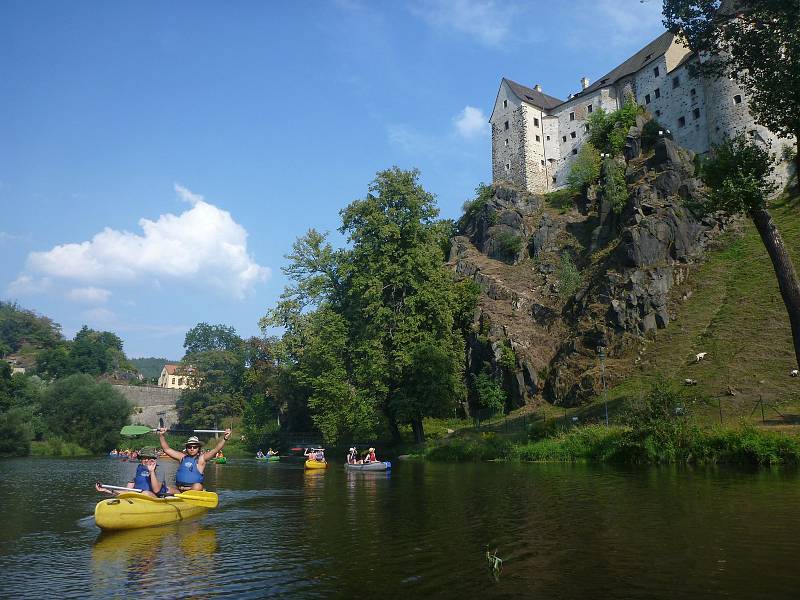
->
xmin=471 ymin=370 xmax=506 ymax=413
xmin=566 ymin=142 xmax=602 ymax=191
xmin=557 ymin=252 xmax=581 ymax=300
xmin=493 ymin=231 xmax=523 ymax=259
xmin=640 ymin=119 xmax=664 ymax=151
xmin=462 ymin=183 xmax=494 ymax=223
xmin=426 ymin=432 xmax=511 ymax=462
xmin=588 ymin=98 xmax=643 ymax=156
xmin=499 ymin=342 xmax=516 ymax=371
xmin=0 ymin=408 xmax=32 ymax=457
xmin=600 ymin=158 xmax=628 ymax=214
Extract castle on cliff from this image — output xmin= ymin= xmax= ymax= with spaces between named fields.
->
xmin=490 ymin=30 xmax=793 ymax=193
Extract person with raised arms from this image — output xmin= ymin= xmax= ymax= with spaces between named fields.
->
xmin=157 ymin=428 xmax=231 ymax=492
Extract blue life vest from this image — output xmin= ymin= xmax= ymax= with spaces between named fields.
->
xmin=176 ymin=455 xmax=204 ymax=485
xmin=133 ymin=463 xmax=167 ymax=495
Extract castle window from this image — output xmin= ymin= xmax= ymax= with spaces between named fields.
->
xmin=535 ymin=135 xmax=540 ymax=142
xmin=587 ymin=104 xmax=593 ymax=113
xmin=653 ymin=66 xmax=660 ymax=77
xmin=505 ymin=162 xmax=510 ymax=172
xmin=572 ymin=148 xmax=578 ymax=155
xmin=504 ymin=138 xmax=509 ymax=147
xmin=654 ymin=87 xmax=661 ymax=99
xmin=672 ymin=76 xmax=680 ymax=88
xmin=534 ymin=117 xmax=540 ymax=126
xmin=503 ymin=99 xmax=508 ymax=108
xmin=541 ymin=160 xmax=545 ymax=166
xmin=693 ymin=108 xmax=700 ymax=120
xmin=733 ymin=94 xmax=742 ymax=104
xmin=655 ymin=110 xmax=661 ymax=117
xmin=552 ymin=176 xmax=557 ymax=183
xmin=644 ymin=93 xmax=651 ymax=104
xmin=546 ymin=135 xmax=550 ymax=141
xmin=504 ymin=120 xmax=509 ymax=130
xmin=690 ymin=88 xmax=696 ymax=96
xmin=548 ymin=158 xmax=555 ymax=163
xmin=569 ymin=112 xmax=575 ymax=121
xmin=678 ymin=116 xmax=686 ymax=128
xmin=570 ymin=131 xmax=576 ymax=139
xmin=562 ymin=135 xmax=567 ymax=143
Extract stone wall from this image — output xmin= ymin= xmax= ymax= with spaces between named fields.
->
xmin=112 ymin=385 xmax=181 ymax=430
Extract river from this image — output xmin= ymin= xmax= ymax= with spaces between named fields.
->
xmin=1 ymin=456 xmax=799 ymax=599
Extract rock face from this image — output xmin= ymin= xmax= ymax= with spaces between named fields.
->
xmin=451 ymin=116 xmax=731 ymax=409
xmin=458 ymin=185 xmax=541 ymax=264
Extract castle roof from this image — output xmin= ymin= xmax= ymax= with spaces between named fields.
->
xmin=575 ymin=31 xmax=676 ymax=98
xmin=503 ymin=78 xmax=563 ymax=111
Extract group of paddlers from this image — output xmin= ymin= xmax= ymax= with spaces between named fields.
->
xmin=96 ymin=428 xmax=232 ymax=497
xmin=346 ymin=446 xmax=379 ymax=464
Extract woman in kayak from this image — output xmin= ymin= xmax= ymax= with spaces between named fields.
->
xmin=157 ymin=428 xmax=231 ymax=492
xmin=305 ymin=447 xmax=325 ymax=462
xmin=364 ymin=447 xmax=378 ymax=463
xmin=256 ymin=449 xmax=265 ymax=458
xmin=95 ymin=453 xmax=166 ymax=497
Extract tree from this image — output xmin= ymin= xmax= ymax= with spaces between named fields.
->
xmin=586 ymin=98 xmax=642 ymax=156
xmin=183 ymin=323 xmax=244 ymax=355
xmin=40 ymin=374 xmax=130 ymax=453
xmin=69 ymin=326 xmax=126 ymax=375
xmin=702 ymin=134 xmax=800 ymax=368
xmin=663 ymin=0 xmax=800 ymax=178
xmin=566 ymin=142 xmax=602 ymax=192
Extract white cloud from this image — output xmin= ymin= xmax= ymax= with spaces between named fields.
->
xmin=6 ymin=274 xmax=51 ymax=296
xmin=67 ymin=286 xmax=111 ymax=303
xmin=25 ymin=184 xmax=270 ymax=299
xmin=454 ymin=106 xmax=489 ymax=139
xmin=410 ymin=0 xmax=513 ymax=46
xmin=0 ymin=231 xmax=32 ymax=243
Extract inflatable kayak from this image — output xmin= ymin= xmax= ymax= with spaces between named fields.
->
xmin=212 ymin=457 xmax=227 ymax=464
xmin=94 ymin=491 xmax=218 ymax=531
xmin=345 ymin=461 xmax=391 ymax=472
xmin=256 ymin=456 xmax=280 ymax=461
xmin=304 ymin=459 xmax=328 ymax=470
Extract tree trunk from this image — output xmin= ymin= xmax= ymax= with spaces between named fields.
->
xmin=750 ymin=208 xmax=800 ymax=368
xmin=411 ymin=415 xmax=425 ymax=444
xmin=386 ymin=412 xmax=402 ymax=443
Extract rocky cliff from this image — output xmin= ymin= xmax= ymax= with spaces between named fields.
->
xmin=450 ymin=120 xmax=734 ymax=410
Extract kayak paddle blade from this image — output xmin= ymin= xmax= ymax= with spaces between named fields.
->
xmin=176 ymin=490 xmax=219 ymax=509
xmin=120 ymin=425 xmax=155 ymax=436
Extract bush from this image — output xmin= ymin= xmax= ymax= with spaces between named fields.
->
xmin=557 ymin=253 xmax=581 ymax=300
xmin=461 ymin=183 xmax=494 ymax=224
xmin=493 ymin=231 xmax=523 ymax=259
xmin=499 ymin=342 xmax=516 ymax=371
xmin=0 ymin=408 xmax=32 ymax=457
xmin=640 ymin=119 xmax=664 ymax=151
xmin=30 ymin=437 xmax=92 ymax=457
xmin=587 ymin=98 xmax=643 ymax=156
xmin=40 ymin=374 xmax=130 ymax=454
xmin=426 ymin=433 xmax=511 ymax=462
xmin=600 ymin=158 xmax=628 ymax=214
xmin=471 ymin=370 xmax=506 ymax=413
xmin=566 ymin=142 xmax=602 ymax=192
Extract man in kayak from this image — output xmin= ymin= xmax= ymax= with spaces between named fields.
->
xmin=95 ymin=452 xmax=167 ymax=497
xmin=157 ymin=428 xmax=232 ymax=492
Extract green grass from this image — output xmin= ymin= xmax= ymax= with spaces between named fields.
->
xmin=601 ymin=192 xmax=800 ymax=425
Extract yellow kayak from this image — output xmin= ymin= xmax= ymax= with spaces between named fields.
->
xmin=94 ymin=492 xmax=217 ymax=531
xmin=304 ymin=460 xmax=328 ymax=470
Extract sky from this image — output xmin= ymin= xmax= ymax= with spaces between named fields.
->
xmin=0 ymin=0 xmax=666 ymax=359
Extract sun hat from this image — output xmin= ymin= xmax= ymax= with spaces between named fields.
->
xmin=185 ymin=436 xmax=204 ymax=447
xmin=368 ymin=447 xmax=375 ymax=452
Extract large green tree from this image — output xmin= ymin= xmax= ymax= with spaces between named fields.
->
xmin=40 ymin=374 xmax=130 ymax=453
xmin=263 ymin=168 xmax=475 ymax=444
xmin=663 ymin=0 xmax=800 ymax=178
xmin=702 ymin=134 xmax=800 ymax=367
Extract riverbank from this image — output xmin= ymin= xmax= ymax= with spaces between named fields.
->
xmin=423 ymin=422 xmax=800 ymax=466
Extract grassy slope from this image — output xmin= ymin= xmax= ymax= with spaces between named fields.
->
xmin=602 ymin=192 xmax=800 ymax=426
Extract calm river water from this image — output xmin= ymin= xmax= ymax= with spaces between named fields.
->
xmin=1 ymin=456 xmax=799 ymax=599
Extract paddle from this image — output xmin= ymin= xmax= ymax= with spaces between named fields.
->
xmin=120 ymin=425 xmax=228 ymax=436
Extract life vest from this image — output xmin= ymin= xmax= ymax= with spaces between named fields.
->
xmin=176 ymin=455 xmax=204 ymax=485
xmin=133 ymin=464 xmax=153 ymax=491
xmin=367 ymin=451 xmax=376 ymax=462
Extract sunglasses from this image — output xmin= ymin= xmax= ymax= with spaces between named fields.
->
xmin=186 ymin=445 xmax=201 ymax=449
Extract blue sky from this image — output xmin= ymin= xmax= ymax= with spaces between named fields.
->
xmin=0 ymin=0 xmax=665 ymax=359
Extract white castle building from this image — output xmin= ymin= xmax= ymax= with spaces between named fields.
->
xmin=490 ymin=31 xmax=794 ymax=193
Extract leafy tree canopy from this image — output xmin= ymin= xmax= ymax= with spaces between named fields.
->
xmin=183 ymin=322 xmax=244 ymax=355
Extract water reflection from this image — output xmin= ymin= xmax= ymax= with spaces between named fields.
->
xmin=91 ymin=522 xmax=217 ymax=597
